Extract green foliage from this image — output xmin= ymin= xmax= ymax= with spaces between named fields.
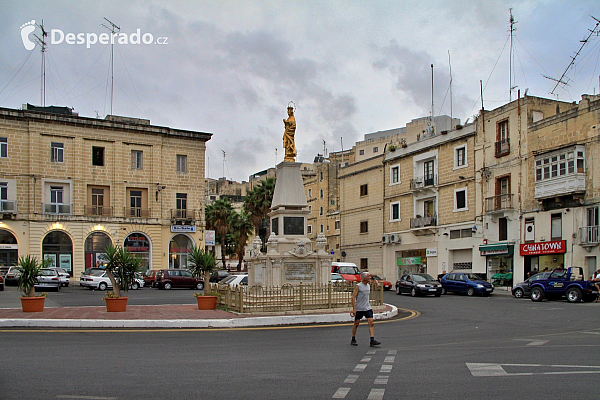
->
xmin=16 ymin=255 xmax=48 ymax=297
xmin=205 ymin=198 xmax=234 ymax=268
xmin=243 ymin=177 xmax=275 ymax=245
xmin=229 ymin=210 xmax=254 ymax=269
xmin=187 ymin=246 xmax=217 ymax=277
xmin=101 ymin=244 xmax=142 ymax=297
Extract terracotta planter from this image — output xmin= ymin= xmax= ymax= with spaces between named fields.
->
xmin=21 ymin=296 xmax=45 ymax=312
xmin=104 ymin=297 xmax=128 ymax=312
xmin=196 ymin=296 xmax=218 ymax=310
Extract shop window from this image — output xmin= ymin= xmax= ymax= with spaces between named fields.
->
xmin=551 ymin=213 xmax=562 ymax=240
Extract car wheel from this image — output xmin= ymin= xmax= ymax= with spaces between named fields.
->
xmin=566 ymin=287 xmax=582 ymax=303
xmin=98 ymin=282 xmax=108 ymax=291
xmin=530 ymin=287 xmax=544 ymax=302
xmin=196 ymin=282 xmax=204 ymax=290
xmin=513 ymin=288 xmax=524 ymax=298
xmin=395 ymin=286 xmax=401 ymax=295
xmin=466 ymin=287 xmax=475 ymax=297
xmin=410 ymin=288 xmax=417 ymax=297
xmin=441 ymin=287 xmax=446 ymax=295
xmin=163 ymin=282 xmax=172 ymax=290
xmin=131 ymin=282 xmax=139 ymax=290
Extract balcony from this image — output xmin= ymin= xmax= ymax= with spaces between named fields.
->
xmin=534 ymin=174 xmax=586 ymax=199
xmin=0 ymin=200 xmax=17 ymax=213
xmin=410 ymin=175 xmax=437 ymax=191
xmin=410 ymin=214 xmax=437 ymax=229
xmin=171 ymin=209 xmax=196 ymax=223
xmin=124 ymin=207 xmax=151 ymax=218
xmin=485 ymin=194 xmax=514 ymax=213
xmin=43 ymin=203 xmax=72 ymax=215
xmin=495 ymin=138 xmax=510 ymax=157
xmin=84 ymin=205 xmax=113 ymax=217
xmin=579 ymin=226 xmax=599 ymax=247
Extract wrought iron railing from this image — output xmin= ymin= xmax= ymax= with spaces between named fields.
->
xmin=171 ymin=209 xmax=196 ymax=220
xmin=410 ymin=214 xmax=437 ymax=229
xmin=485 ymin=193 xmax=513 ymax=212
xmin=84 ymin=205 xmax=113 ymax=217
xmin=410 ymin=175 xmax=437 ymax=190
xmin=124 ymin=207 xmax=151 ymax=218
xmin=579 ymin=226 xmax=599 ymax=246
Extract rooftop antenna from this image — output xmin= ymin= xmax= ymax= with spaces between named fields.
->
xmin=222 ymin=150 xmax=226 ymax=179
xmin=322 ymin=139 xmax=327 ymax=157
xmin=448 ymin=51 xmax=453 ymax=127
xmin=275 ymin=148 xmax=278 ymax=166
xmin=33 ymin=20 xmax=48 ymax=106
xmin=545 ymin=15 xmax=600 ymax=96
xmin=509 ymin=8 xmax=517 ymax=101
xmin=102 ymin=17 xmax=120 ymax=115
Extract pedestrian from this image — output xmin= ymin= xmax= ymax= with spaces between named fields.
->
xmin=350 ymin=271 xmax=381 ymax=347
xmin=593 ymin=270 xmax=600 ymax=302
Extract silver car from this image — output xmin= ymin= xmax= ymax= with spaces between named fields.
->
xmin=80 ymin=270 xmax=144 ymax=290
xmin=48 ymin=267 xmax=71 ymax=287
xmin=35 ymin=268 xmax=61 ymax=292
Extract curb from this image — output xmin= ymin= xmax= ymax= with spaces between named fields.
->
xmin=0 ymin=304 xmax=399 ymax=329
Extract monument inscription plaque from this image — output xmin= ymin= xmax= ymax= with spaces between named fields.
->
xmin=283 ymin=216 xmax=304 ymax=235
xmin=284 ymin=262 xmax=315 ymax=282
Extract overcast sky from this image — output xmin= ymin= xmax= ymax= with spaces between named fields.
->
xmin=1 ymin=1 xmax=599 ymax=181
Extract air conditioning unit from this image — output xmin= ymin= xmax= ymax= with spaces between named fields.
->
xmin=525 ymin=221 xmax=535 ymax=242
xmin=382 ymin=234 xmax=391 ymax=244
xmin=391 ymin=233 xmax=402 ymax=244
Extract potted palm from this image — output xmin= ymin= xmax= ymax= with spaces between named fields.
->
xmin=17 ymin=255 xmax=48 ymax=312
xmin=187 ymin=246 xmax=219 ymax=310
xmin=100 ymin=244 xmax=142 ymax=312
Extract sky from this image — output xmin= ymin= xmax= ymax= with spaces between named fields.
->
xmin=1 ymin=1 xmax=599 ymax=182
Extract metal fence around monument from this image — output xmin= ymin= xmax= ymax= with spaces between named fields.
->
xmin=210 ymin=281 xmax=384 ymax=313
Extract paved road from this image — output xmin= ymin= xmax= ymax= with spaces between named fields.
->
xmin=1 ymin=291 xmax=599 ymax=399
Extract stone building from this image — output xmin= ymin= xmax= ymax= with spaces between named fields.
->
xmin=0 ymin=105 xmax=211 ymax=276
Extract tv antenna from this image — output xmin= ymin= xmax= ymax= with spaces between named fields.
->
xmin=33 ymin=20 xmax=48 ymax=106
xmin=102 ymin=17 xmax=120 ymax=115
xmin=222 ymin=150 xmax=226 ymax=179
xmin=545 ymin=15 xmax=600 ymax=95
xmin=509 ymin=9 xmax=517 ymax=102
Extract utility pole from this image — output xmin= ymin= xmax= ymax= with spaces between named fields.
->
xmin=222 ymin=150 xmax=226 ymax=179
xmin=102 ymin=18 xmax=120 ymax=115
xmin=509 ymin=9 xmax=517 ymax=101
xmin=33 ymin=20 xmax=48 ymax=106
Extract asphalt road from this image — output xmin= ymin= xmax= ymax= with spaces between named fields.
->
xmin=1 ymin=290 xmax=599 ymax=399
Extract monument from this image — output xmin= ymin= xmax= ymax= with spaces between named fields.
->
xmin=248 ymin=102 xmax=333 ymax=287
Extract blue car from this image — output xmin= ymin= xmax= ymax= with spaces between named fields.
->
xmin=440 ymin=272 xmax=494 ymax=296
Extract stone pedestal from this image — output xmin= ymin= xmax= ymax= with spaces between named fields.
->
xmin=248 ymin=162 xmax=333 ymax=287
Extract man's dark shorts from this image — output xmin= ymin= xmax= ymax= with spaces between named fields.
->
xmin=354 ymin=309 xmax=374 ymax=321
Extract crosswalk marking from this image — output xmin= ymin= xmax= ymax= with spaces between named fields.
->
xmin=387 ymin=350 xmax=397 ymax=355
xmin=354 ymin=363 xmax=367 ymax=372
xmin=384 ymin=356 xmax=395 ymax=363
xmin=367 ymin=350 xmax=377 ymax=355
xmin=361 ymin=356 xmax=372 ymax=362
xmin=344 ymin=375 xmax=359 ymax=384
xmin=332 ymin=387 xmax=351 ymax=398
xmin=374 ymin=375 xmax=389 ymax=385
xmin=380 ymin=364 xmax=393 ymax=373
xmin=367 ymin=388 xmax=385 ymax=400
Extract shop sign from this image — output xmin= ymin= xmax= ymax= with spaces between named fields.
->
xmin=520 ymin=240 xmax=566 ymax=256
xmin=0 ymin=244 xmax=18 ymax=249
xmin=205 ymin=230 xmax=215 ymax=246
xmin=426 ymin=248 xmax=437 ymax=257
xmin=171 ymin=225 xmax=196 ymax=233
xmin=397 ymin=257 xmax=421 ymax=266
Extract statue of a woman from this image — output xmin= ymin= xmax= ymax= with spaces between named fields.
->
xmin=283 ymin=105 xmax=296 ymax=162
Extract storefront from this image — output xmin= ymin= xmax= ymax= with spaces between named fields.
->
xmin=85 ymin=232 xmax=113 ymax=270
xmin=397 ymin=249 xmax=427 ymax=276
xmin=479 ymin=243 xmax=514 ymax=280
xmin=0 ymin=229 xmax=18 ymax=268
xmin=169 ymin=234 xmax=194 ymax=269
xmin=520 ymin=240 xmax=566 ymax=277
xmin=42 ymin=231 xmax=73 ymax=276
xmin=124 ymin=233 xmax=151 ymax=272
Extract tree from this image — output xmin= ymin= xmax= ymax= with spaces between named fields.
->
xmin=244 ymin=177 xmax=275 ymax=247
xmin=101 ymin=244 xmax=142 ymax=298
xmin=205 ymin=198 xmax=234 ymax=269
xmin=229 ymin=210 xmax=254 ymax=271
xmin=187 ymin=246 xmax=217 ymax=292
xmin=16 ymin=255 xmax=48 ymax=297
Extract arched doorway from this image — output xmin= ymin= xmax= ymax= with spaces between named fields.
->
xmin=124 ymin=233 xmax=151 ymax=272
xmin=169 ymin=234 xmax=194 ymax=269
xmin=85 ymin=232 xmax=112 ymax=270
xmin=42 ymin=231 xmax=73 ymax=276
xmin=0 ymin=229 xmax=18 ymax=269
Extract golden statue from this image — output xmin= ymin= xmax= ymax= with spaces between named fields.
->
xmin=283 ymin=103 xmax=296 ymax=162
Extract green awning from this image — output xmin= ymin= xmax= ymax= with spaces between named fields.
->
xmin=479 ymin=244 xmax=514 ymax=256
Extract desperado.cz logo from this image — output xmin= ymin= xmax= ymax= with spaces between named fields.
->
xmin=21 ymin=20 xmax=168 ymax=50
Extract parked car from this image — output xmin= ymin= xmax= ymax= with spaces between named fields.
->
xmin=512 ymin=272 xmax=552 ymax=298
xmin=331 ymin=272 xmax=344 ymax=283
xmin=370 ymin=275 xmax=392 ymax=290
xmin=4 ymin=266 xmax=21 ymax=286
xmin=0 ymin=266 xmax=9 ymax=277
xmin=440 ymin=272 xmax=494 ymax=296
xmin=80 ymin=270 xmax=144 ymax=290
xmin=48 ymin=267 xmax=71 ymax=287
xmin=155 ymin=269 xmax=204 ymax=290
xmin=210 ymin=270 xmax=230 ymax=283
xmin=0 ymin=274 xmax=4 ymax=291
xmin=34 ymin=268 xmax=61 ymax=292
xmin=143 ymin=270 xmax=158 ymax=288
xmin=331 ymin=262 xmax=361 ymax=282
xmin=396 ymin=273 xmax=443 ymax=297
xmin=219 ymin=274 xmax=248 ymax=288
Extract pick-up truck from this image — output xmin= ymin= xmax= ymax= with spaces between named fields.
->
xmin=529 ymin=267 xmax=598 ymax=303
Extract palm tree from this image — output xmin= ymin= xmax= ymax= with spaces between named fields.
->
xmin=205 ymin=198 xmax=234 ymax=269
xmin=229 ymin=210 xmax=254 ymax=271
xmin=244 ymin=177 xmax=275 ymax=247
xmin=16 ymin=255 xmax=48 ymax=297
xmin=101 ymin=244 xmax=142 ymax=298
xmin=187 ymin=246 xmax=217 ymax=292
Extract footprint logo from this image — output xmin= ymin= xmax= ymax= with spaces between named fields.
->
xmin=20 ymin=20 xmax=36 ymax=51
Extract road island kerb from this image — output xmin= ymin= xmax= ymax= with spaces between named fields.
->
xmin=0 ymin=303 xmax=400 ymax=329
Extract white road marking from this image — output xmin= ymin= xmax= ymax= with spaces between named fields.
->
xmin=344 ymin=375 xmax=359 ymax=384
xmin=384 ymin=356 xmax=395 ymax=363
xmin=467 ymin=363 xmax=600 ymax=377
xmin=380 ymin=364 xmax=393 ymax=373
xmin=56 ymin=397 xmax=118 ymax=400
xmin=515 ymin=339 xmax=549 ymax=346
xmin=367 ymin=388 xmax=385 ymax=400
xmin=332 ymin=387 xmax=351 ymax=398
xmin=361 ymin=356 xmax=372 ymax=362
xmin=354 ymin=363 xmax=367 ymax=372
xmin=374 ymin=375 xmax=389 ymax=385
xmin=387 ymin=350 xmax=397 ymax=355
xmin=367 ymin=350 xmax=377 ymax=355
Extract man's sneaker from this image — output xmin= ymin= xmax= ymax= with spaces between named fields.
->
xmin=350 ymin=339 xmax=358 ymax=346
xmin=370 ymin=340 xmax=381 ymax=347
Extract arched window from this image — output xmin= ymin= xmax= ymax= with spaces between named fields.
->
xmin=42 ymin=231 xmax=73 ymax=275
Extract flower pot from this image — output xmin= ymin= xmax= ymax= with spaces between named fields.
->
xmin=104 ymin=297 xmax=128 ymax=312
xmin=21 ymin=296 xmax=45 ymax=312
xmin=196 ymin=296 xmax=218 ymax=310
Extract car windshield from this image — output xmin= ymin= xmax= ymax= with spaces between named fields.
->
xmin=413 ymin=274 xmax=435 ymax=282
xmin=91 ymin=270 xmax=106 ymax=277
xmin=339 ymin=266 xmax=360 ymax=275
xmin=465 ymin=274 xmax=484 ymax=281
xmin=221 ymin=276 xmax=237 ymax=284
xmin=38 ymin=270 xmax=55 ymax=276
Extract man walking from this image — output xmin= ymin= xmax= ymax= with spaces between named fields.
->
xmin=350 ymin=271 xmax=381 ymax=347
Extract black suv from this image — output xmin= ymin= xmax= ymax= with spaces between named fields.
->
xmin=155 ymin=269 xmax=204 ymax=290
